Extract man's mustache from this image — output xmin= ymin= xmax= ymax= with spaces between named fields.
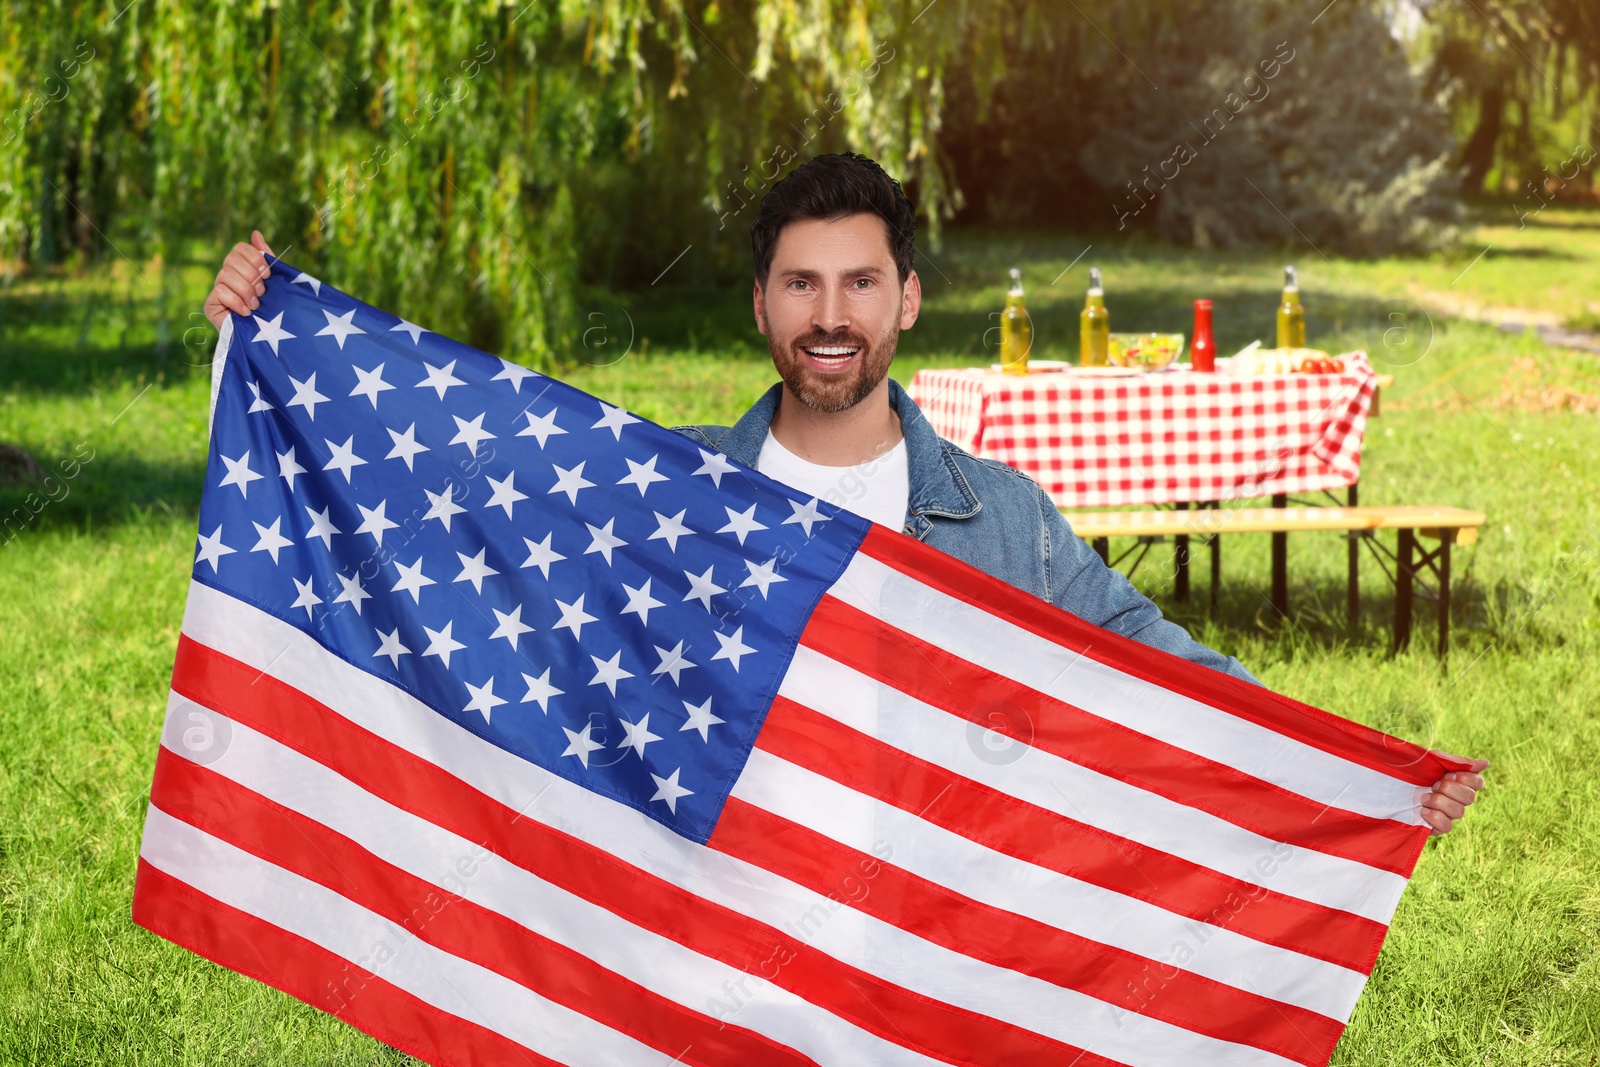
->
xmin=792 ymin=331 xmax=870 ymax=351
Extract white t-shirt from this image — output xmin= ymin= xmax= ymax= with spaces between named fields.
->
xmin=757 ymin=431 xmax=910 ymax=531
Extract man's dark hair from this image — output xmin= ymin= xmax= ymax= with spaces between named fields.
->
xmin=751 ymin=153 xmax=917 ymax=286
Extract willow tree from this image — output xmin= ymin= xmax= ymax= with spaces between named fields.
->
xmin=0 ymin=0 xmax=1007 ymax=365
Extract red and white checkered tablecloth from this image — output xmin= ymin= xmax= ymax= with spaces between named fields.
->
xmin=907 ymin=351 xmax=1378 ymax=508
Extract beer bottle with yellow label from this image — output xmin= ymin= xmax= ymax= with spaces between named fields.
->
xmin=1277 ymin=265 xmax=1306 ymax=349
xmin=1000 ymin=267 xmax=1032 ymax=375
xmin=1080 ymin=267 xmax=1109 ymax=367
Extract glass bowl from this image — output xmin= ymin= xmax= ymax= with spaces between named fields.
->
xmin=1107 ymin=332 xmax=1186 ymax=372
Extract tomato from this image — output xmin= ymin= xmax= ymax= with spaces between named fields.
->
xmin=1330 ymin=357 xmax=1345 ymax=374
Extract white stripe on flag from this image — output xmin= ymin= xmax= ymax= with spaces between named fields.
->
xmin=780 ymin=645 xmax=1407 ymax=923
xmin=733 ymin=747 xmax=1366 ymax=1022
xmin=138 ymin=805 xmax=671 ymax=1067
xmin=154 ymin=694 xmax=945 ymax=1067
xmin=177 ymin=581 xmax=1307 ymax=1067
xmin=830 ymin=552 xmax=1429 ymax=825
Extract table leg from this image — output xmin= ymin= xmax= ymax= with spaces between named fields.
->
xmin=1093 ymin=537 xmax=1109 ymax=564
xmin=1174 ymin=502 xmax=1190 ymax=603
xmin=1437 ymin=533 xmax=1453 ymax=660
xmin=1346 ymin=482 xmax=1360 ymax=636
xmin=1271 ymin=493 xmax=1288 ymax=620
xmin=1394 ymin=528 xmax=1415 ymax=653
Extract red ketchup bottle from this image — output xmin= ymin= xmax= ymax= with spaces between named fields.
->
xmin=1191 ymin=299 xmax=1215 ymax=372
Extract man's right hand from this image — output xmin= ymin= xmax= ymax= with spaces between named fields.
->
xmin=203 ymin=230 xmax=276 ymax=329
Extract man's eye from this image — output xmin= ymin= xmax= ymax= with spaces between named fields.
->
xmin=854 ymin=278 xmax=872 ymax=289
xmin=790 ymin=280 xmax=810 ymax=291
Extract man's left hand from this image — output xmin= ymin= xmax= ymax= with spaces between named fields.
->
xmin=1421 ymin=752 xmax=1488 ymax=836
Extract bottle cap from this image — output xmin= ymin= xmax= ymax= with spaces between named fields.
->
xmin=1088 ymin=266 xmax=1103 ymax=293
xmin=1194 ymin=298 xmax=1212 ymax=309
xmin=1284 ymin=265 xmax=1298 ymax=290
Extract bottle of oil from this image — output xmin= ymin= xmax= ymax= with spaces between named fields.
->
xmin=1080 ymin=267 xmax=1109 ymax=367
xmin=1276 ymin=265 xmax=1305 ymax=349
xmin=999 ymin=267 xmax=1032 ymax=376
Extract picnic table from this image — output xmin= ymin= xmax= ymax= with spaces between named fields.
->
xmin=906 ymin=354 xmax=1478 ymax=657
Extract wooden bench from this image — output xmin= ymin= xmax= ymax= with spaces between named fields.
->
xmin=1066 ymin=505 xmax=1486 ymax=657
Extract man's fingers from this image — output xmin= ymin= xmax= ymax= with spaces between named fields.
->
xmin=221 ymin=261 xmax=264 ymax=301
xmin=1423 ymin=793 xmax=1466 ymax=821
xmin=251 ymin=229 xmax=276 ymax=257
xmin=1421 ymin=807 xmax=1452 ymax=836
xmin=228 ymin=245 xmax=270 ymax=280
xmin=1432 ymin=780 xmax=1478 ymax=806
xmin=1434 ymin=751 xmax=1490 ymax=774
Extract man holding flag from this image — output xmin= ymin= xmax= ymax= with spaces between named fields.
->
xmin=149 ymin=150 xmax=1488 ymax=1066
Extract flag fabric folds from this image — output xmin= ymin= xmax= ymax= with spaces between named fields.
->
xmin=134 ymin=262 xmax=1465 ymax=1067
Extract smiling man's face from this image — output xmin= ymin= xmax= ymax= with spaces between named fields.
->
xmin=754 ymin=213 xmax=921 ymax=414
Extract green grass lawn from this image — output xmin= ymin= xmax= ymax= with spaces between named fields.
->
xmin=3 ymin=209 xmax=1599 ymax=1064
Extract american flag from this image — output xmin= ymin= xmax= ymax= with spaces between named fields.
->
xmin=134 ymin=261 xmax=1465 ymax=1067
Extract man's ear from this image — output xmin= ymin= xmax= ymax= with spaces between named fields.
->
xmin=899 ymin=269 xmax=923 ymax=331
xmin=753 ymin=280 xmax=769 ymax=336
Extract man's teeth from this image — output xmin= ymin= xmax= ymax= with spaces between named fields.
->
xmin=805 ymin=346 xmax=858 ymax=357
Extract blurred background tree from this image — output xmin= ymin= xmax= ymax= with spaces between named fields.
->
xmin=0 ymin=0 xmax=1593 ymax=367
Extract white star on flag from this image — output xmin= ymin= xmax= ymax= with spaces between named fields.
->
xmin=492 ymin=359 xmax=537 ymax=392
xmin=250 ymin=517 xmax=293 ymax=564
xmin=322 ymin=436 xmax=367 ymax=483
xmin=332 ymin=571 xmax=371 ymax=615
xmin=588 ymin=651 xmax=634 ymax=696
xmin=648 ymin=768 xmax=692 ymax=813
xmin=680 ymin=696 xmax=725 ymax=741
xmin=372 ymin=627 xmax=411 ymax=667
xmin=519 ymin=668 xmax=563 ymax=714
xmin=453 ymin=548 xmax=500 ymax=593
xmin=517 ymin=408 xmax=566 ymax=447
xmin=355 ymin=500 xmax=398 ymax=545
xmin=691 ymin=448 xmax=737 ymax=488
xmin=711 ymin=625 xmax=756 ymax=672
xmin=194 ymin=525 xmax=234 ymax=572
xmin=276 ymin=446 xmax=307 ymax=490
xmin=592 ymin=402 xmax=640 ymax=440
xmin=619 ymin=579 xmax=665 ymax=625
xmin=652 ymin=641 xmax=696 ymax=685
xmin=548 ymin=462 xmax=595 ymax=505
xmin=647 ymin=509 xmax=694 ymax=552
xmin=246 ymin=380 xmax=273 ymax=413
xmin=617 ymin=455 xmax=669 ymax=496
xmin=783 ymin=496 xmax=831 ymax=537
xmin=315 ymin=308 xmax=366 ymax=350
xmin=303 ymin=505 xmax=340 ymax=549
xmin=219 ymin=451 xmax=263 ymax=498
xmin=286 ymin=372 xmax=331 ymax=420
xmin=463 ymin=678 xmax=507 ymax=724
xmin=423 ymin=484 xmax=467 ymax=531
xmin=617 ymin=714 xmax=662 ymax=758
xmin=718 ymin=503 xmax=767 ymax=545
xmin=391 ymin=557 xmax=435 ymax=603
xmin=391 ymin=318 xmax=429 ymax=344
xmin=290 ymin=271 xmax=322 ymax=296
xmin=551 ymin=595 xmax=597 ymax=641
xmin=583 ymin=519 xmax=627 ymax=565
xmin=484 ymin=472 xmax=529 ymax=519
xmin=449 ymin=413 xmax=495 ymax=455
xmin=519 ymin=533 xmax=566 ymax=578
xmin=290 ymin=575 xmax=323 ymax=621
xmin=488 ymin=605 xmax=534 ymax=650
xmin=421 ymin=621 xmax=466 ymax=669
xmin=681 ymin=566 xmax=725 ymax=611
xmin=385 ymin=423 xmax=429 ymax=470
xmin=250 ymin=311 xmax=295 ymax=355
xmin=350 ymin=364 xmax=394 ymax=408
xmin=740 ymin=558 xmax=787 ymax=599
xmin=560 ymin=723 xmax=604 ymax=768
xmin=416 ymin=359 xmax=463 ymax=398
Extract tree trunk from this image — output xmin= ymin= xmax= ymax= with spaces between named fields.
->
xmin=1458 ymin=83 xmax=1504 ymax=196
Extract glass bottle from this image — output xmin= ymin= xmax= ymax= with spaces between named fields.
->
xmin=999 ymin=267 xmax=1032 ymax=376
xmin=1276 ymin=265 xmax=1305 ymax=349
xmin=1079 ymin=267 xmax=1109 ymax=367
xmin=1191 ymin=298 xmax=1215 ymax=372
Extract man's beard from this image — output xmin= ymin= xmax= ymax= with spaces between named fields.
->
xmin=769 ymin=323 xmax=899 ymax=415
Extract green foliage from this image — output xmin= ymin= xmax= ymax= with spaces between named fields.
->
xmin=0 ymin=1 xmax=998 ymax=367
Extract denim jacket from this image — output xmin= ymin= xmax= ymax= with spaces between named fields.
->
xmin=676 ymin=380 xmax=1261 ymax=686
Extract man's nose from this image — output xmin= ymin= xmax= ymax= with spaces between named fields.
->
xmin=813 ymin=285 xmax=850 ymax=335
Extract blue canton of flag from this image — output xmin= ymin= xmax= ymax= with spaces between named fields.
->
xmin=198 ymin=261 xmax=868 ymax=841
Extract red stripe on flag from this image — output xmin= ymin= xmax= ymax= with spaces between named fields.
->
xmin=167 ymin=633 xmax=1118 ymax=1066
xmin=147 ymin=746 xmax=815 ymax=1067
xmin=801 ymin=594 xmax=1422 ymax=875
xmin=711 ymin=798 xmax=1343 ymax=1067
xmin=132 ymin=859 xmax=554 ymax=1067
xmin=855 ymin=525 xmax=1466 ymax=788
xmin=757 ymin=695 xmax=1384 ymax=975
